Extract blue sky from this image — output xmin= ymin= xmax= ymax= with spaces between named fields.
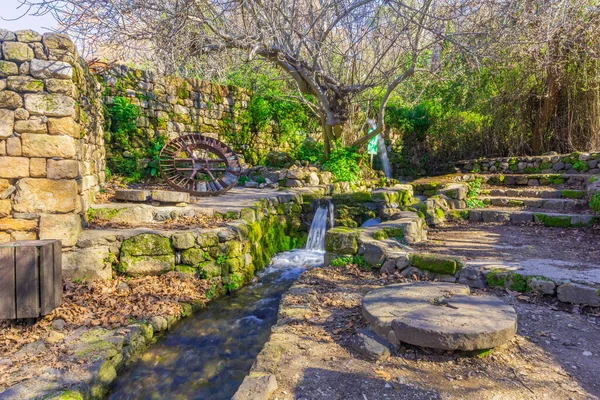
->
xmin=1 ymin=0 xmax=58 ymax=32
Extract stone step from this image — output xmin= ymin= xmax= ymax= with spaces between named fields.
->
xmin=460 ymin=208 xmax=596 ymax=227
xmin=479 ymin=196 xmax=587 ymax=212
xmin=477 ymin=173 xmax=590 ymax=189
xmin=483 ymin=187 xmax=586 ymax=199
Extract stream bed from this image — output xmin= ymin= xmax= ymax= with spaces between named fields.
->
xmin=108 ymin=249 xmax=324 ymax=400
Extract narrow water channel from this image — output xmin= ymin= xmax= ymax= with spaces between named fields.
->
xmin=108 ymin=204 xmax=331 ymax=399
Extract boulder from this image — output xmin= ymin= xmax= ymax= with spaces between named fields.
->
xmin=39 ymin=213 xmax=82 ymax=247
xmin=324 ymin=227 xmax=360 ymax=254
xmin=62 ymin=246 xmax=113 ymax=280
xmin=350 ymin=328 xmax=392 ymax=361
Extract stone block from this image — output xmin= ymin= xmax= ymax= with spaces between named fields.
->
xmin=0 ymin=156 xmax=29 ymax=178
xmin=14 ymin=117 xmax=47 ymax=133
xmin=24 ymin=93 xmax=75 ymax=117
xmin=14 ymin=108 xmax=29 ymax=120
xmin=557 ymin=283 xmax=600 ymax=307
xmin=349 ymin=328 xmax=391 ymax=361
xmin=15 ymin=29 xmax=42 ymax=42
xmin=0 ymin=91 xmax=23 ymax=109
xmin=42 ymin=33 xmax=76 ymax=53
xmin=151 ymin=190 xmax=190 ymax=203
xmin=0 ymin=61 xmax=18 ymax=78
xmin=0 ymin=199 xmax=11 ymax=218
xmin=45 ymin=79 xmax=75 ymax=96
xmin=0 ymin=29 xmax=17 ymax=41
xmin=39 ymin=213 xmax=82 ymax=247
xmin=47 ymin=159 xmax=79 ymax=179
xmin=29 ymin=59 xmax=73 ymax=80
xmin=6 ymin=136 xmax=21 ymax=156
xmin=47 ymin=117 xmax=79 ymax=137
xmin=172 ymin=232 xmax=196 ymax=250
xmin=0 ymin=217 xmax=37 ymax=231
xmin=324 ymin=227 xmax=360 ymax=254
xmin=232 ymin=374 xmax=278 ymax=400
xmin=114 ymin=189 xmax=149 ymax=202
xmin=7 ymin=76 xmax=43 ymax=92
xmin=62 ymin=247 xmax=113 ymax=280
xmin=29 ymin=157 xmax=47 ymax=177
xmin=13 ymin=178 xmax=79 ymax=213
xmin=1 ymin=42 xmax=34 ymax=62
xmin=21 ymin=132 xmax=76 ymax=158
xmin=526 ymin=277 xmax=556 ymax=295
xmin=0 ymin=109 xmax=14 ymax=138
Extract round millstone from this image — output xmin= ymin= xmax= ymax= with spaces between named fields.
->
xmin=362 ymin=282 xmax=517 ymax=351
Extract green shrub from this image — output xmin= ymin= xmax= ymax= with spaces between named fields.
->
xmin=465 ymin=178 xmax=486 ymax=209
xmin=295 ymin=137 xmax=325 ymax=164
xmin=590 ymin=193 xmax=600 ymax=215
xmin=322 ymin=142 xmax=364 ymax=183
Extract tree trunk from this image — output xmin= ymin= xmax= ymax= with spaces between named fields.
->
xmin=533 ymin=69 xmax=560 ymax=154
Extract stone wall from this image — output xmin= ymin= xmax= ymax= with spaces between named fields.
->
xmin=63 ymin=193 xmax=306 ymax=281
xmin=456 ymin=152 xmax=600 ymax=174
xmin=0 ymin=29 xmax=105 ymax=245
xmin=101 ymin=65 xmax=249 ymax=154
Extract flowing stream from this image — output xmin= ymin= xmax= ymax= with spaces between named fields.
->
xmin=377 ymin=135 xmax=393 ymax=178
xmin=108 ymin=205 xmax=331 ymax=400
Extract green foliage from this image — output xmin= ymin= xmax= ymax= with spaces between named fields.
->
xmin=590 ymin=192 xmax=600 ymax=215
xmin=330 ymin=255 xmax=373 ymax=271
xmin=322 ymin=142 xmax=364 ymax=183
xmin=238 ymin=175 xmax=250 ymax=185
xmin=572 ymin=160 xmax=589 ymax=172
xmin=295 ymin=137 xmax=325 ymax=164
xmin=104 ymin=96 xmax=167 ymax=183
xmin=223 ymin=64 xmax=319 ymax=165
xmin=216 ymin=254 xmax=227 ymax=267
xmin=255 ymin=176 xmax=266 ymax=184
xmin=465 ymin=179 xmax=486 ymax=209
xmin=223 ymin=273 xmax=245 ymax=293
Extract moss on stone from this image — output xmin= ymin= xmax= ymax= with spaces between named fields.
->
xmin=506 ymin=273 xmax=527 ymax=292
xmin=508 ymin=199 xmax=524 ymax=207
xmin=197 ymin=232 xmax=219 ymax=248
xmin=50 ymin=391 xmax=84 ymax=400
xmin=534 ymin=213 xmax=571 ymax=228
xmin=409 ymin=253 xmax=462 ymax=275
xmin=181 ymin=248 xmax=208 ymax=266
xmin=486 ymin=269 xmax=508 ymax=288
xmin=560 ymin=190 xmax=585 ymax=199
xmin=332 ymin=191 xmax=372 ymax=205
xmin=174 ymin=264 xmax=198 ymax=274
xmin=372 ymin=226 xmax=405 ymax=241
xmin=447 ymin=210 xmax=469 ymax=221
xmin=121 ymin=233 xmax=172 ymax=256
xmin=324 ymin=227 xmax=360 ymax=254
xmin=434 ymin=207 xmax=445 ymax=219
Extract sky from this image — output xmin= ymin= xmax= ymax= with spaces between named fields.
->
xmin=0 ymin=0 xmax=58 ymax=33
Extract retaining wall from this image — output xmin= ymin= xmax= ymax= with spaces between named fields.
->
xmin=456 ymin=152 xmax=600 ymax=174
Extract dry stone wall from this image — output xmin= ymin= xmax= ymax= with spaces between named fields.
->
xmin=0 ymin=29 xmax=105 ymax=246
xmin=101 ymin=65 xmax=249 ymax=154
xmin=456 ymin=152 xmax=600 ymax=175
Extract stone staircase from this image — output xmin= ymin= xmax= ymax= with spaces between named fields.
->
xmin=413 ymin=173 xmax=599 ymax=227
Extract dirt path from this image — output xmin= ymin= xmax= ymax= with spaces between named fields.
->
xmin=263 ymin=266 xmax=600 ymax=400
xmin=413 ymin=222 xmax=600 ymax=265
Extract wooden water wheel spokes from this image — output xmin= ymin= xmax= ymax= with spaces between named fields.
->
xmin=159 ymin=134 xmax=241 ymax=196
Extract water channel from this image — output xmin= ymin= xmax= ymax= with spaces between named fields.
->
xmin=108 ymin=204 xmax=331 ymax=399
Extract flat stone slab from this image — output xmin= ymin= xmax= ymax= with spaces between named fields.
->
xmin=362 ymin=282 xmax=517 ymax=350
xmin=151 ymin=190 xmax=190 ymax=203
xmin=114 ymin=189 xmax=149 ymax=202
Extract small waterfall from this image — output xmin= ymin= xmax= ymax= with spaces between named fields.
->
xmin=306 ymin=203 xmax=331 ymax=251
xmin=377 ymin=135 xmax=393 ymax=178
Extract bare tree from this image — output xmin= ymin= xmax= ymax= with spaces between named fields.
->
xmin=21 ymin=0 xmax=513 ymax=154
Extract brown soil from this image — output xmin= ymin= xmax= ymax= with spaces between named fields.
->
xmin=268 ymin=265 xmax=600 ymax=399
xmin=413 ymin=222 xmax=600 ymax=265
xmin=0 ymin=273 xmax=216 ymax=390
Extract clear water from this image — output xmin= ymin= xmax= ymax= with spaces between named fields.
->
xmin=377 ymin=135 xmax=393 ymax=178
xmin=107 ymin=206 xmax=330 ymax=400
xmin=306 ymin=203 xmax=333 ymax=250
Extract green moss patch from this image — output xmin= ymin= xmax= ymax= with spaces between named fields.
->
xmin=332 ymin=191 xmax=372 ymax=205
xmin=409 ymin=253 xmax=463 ymax=275
xmin=324 ymin=227 xmax=360 ymax=254
xmin=560 ymin=190 xmax=585 ymax=199
xmin=533 ymin=213 xmax=571 ymax=228
xmin=121 ymin=233 xmax=172 ymax=256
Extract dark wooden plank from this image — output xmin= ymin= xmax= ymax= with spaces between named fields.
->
xmin=39 ymin=243 xmax=54 ymax=315
xmin=0 ymin=247 xmax=16 ymax=319
xmin=53 ymin=241 xmax=62 ymax=308
xmin=15 ymin=246 xmax=39 ymax=319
